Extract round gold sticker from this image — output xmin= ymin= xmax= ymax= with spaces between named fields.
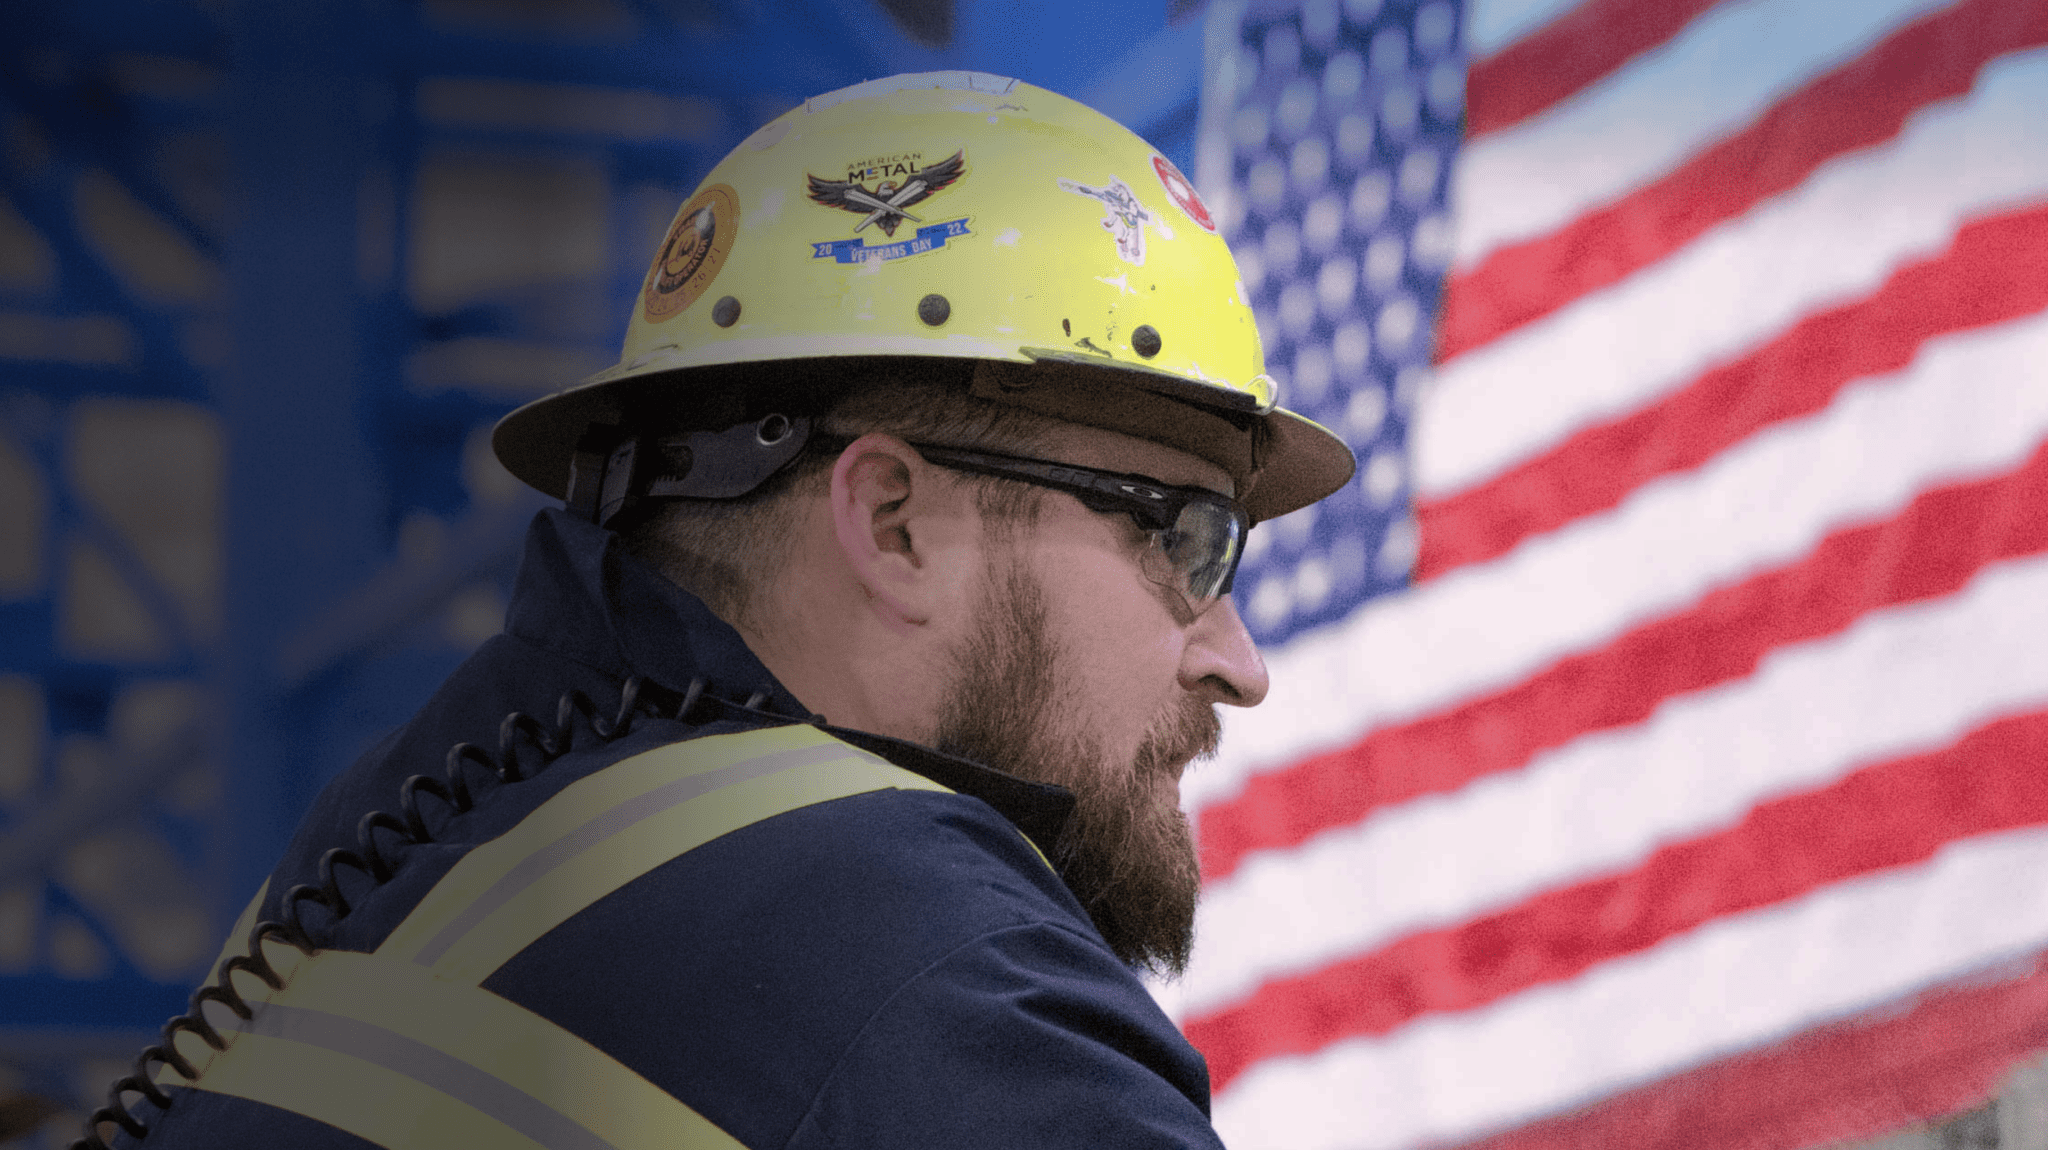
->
xmin=642 ymin=183 xmax=739 ymax=321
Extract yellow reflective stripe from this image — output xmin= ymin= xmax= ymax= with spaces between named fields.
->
xmin=203 ymin=878 xmax=269 ymax=985
xmin=167 ymin=949 xmax=748 ymax=1150
xmin=419 ymin=747 xmax=948 ymax=983
xmin=380 ymin=725 xmax=950 ymax=983
xmin=379 ymin=724 xmax=847 ymax=966
xmin=142 ymin=726 xmax=966 ymax=1148
xmin=172 ymin=1024 xmax=554 ymax=1150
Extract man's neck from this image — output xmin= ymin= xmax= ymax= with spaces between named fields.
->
xmin=729 ymin=571 xmax=944 ymax=745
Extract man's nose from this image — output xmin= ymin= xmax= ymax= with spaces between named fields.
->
xmin=1179 ymin=595 xmax=1270 ymax=707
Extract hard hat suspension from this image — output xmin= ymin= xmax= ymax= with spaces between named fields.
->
xmin=568 ymin=414 xmax=815 ymax=528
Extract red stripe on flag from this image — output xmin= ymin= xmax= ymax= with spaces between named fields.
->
xmin=1200 ymin=436 xmax=2048 ymax=885
xmin=1192 ymin=707 xmax=2048 ymax=1095
xmin=1442 ymin=0 xmax=2048 ymax=363
xmin=1465 ymin=0 xmax=1725 ymax=139
xmin=1419 ymin=203 xmax=2048 ymax=581
xmin=1452 ymin=948 xmax=2048 ymax=1150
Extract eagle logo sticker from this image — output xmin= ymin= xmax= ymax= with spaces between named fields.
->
xmin=642 ymin=183 xmax=738 ymax=321
xmin=807 ymin=150 xmax=971 ymax=263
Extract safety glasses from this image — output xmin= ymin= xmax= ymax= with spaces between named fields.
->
xmin=909 ymin=442 xmax=1251 ymax=611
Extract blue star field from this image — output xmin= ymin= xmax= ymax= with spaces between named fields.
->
xmin=1208 ymin=0 xmax=1467 ymax=648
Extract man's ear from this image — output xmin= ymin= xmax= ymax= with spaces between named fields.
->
xmin=828 ymin=432 xmax=948 ymax=629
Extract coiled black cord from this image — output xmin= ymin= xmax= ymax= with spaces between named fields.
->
xmin=77 ymin=675 xmax=810 ymax=1150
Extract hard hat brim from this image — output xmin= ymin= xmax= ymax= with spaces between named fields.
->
xmin=493 ymin=351 xmax=1355 ymax=524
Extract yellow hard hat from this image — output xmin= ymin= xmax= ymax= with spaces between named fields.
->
xmin=493 ymin=71 xmax=1355 ymax=523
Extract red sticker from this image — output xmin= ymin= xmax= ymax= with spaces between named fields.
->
xmin=1152 ymin=155 xmax=1215 ymax=233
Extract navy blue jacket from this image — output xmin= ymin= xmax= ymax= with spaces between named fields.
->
xmin=122 ymin=509 xmax=1225 ymax=1149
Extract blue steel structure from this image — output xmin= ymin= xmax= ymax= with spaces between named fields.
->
xmin=0 ymin=0 xmax=1209 ymax=1132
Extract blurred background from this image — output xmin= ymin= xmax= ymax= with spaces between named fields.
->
xmin=7 ymin=0 xmax=2048 ymax=1147
xmin=0 ymin=0 xmax=1221 ymax=1139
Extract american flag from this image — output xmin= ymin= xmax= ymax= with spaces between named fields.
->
xmin=1183 ymin=1 xmax=2048 ymax=1147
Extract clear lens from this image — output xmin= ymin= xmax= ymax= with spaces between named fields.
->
xmin=907 ymin=440 xmax=1250 ymax=610
xmin=1145 ymin=501 xmax=1244 ymax=605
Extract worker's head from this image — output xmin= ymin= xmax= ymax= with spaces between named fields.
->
xmin=492 ymin=73 xmax=1356 ymax=974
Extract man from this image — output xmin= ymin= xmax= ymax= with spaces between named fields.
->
xmin=87 ymin=72 xmax=1354 ymax=1149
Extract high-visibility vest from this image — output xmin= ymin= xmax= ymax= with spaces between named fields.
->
xmin=157 ymin=724 xmax=972 ymax=1150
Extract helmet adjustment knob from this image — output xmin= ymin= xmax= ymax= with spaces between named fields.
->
xmin=755 ymin=414 xmax=793 ymax=445
xmin=917 ymin=293 xmax=951 ymax=327
xmin=712 ymin=295 xmax=742 ymax=327
xmin=1132 ymin=325 xmax=1162 ymax=358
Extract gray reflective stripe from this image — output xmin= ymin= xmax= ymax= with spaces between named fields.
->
xmin=415 ymin=740 xmax=876 ymax=967
xmin=227 ymin=1003 xmax=616 ymax=1150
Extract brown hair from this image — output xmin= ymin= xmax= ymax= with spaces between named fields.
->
xmin=620 ymin=359 xmax=1071 ymax=631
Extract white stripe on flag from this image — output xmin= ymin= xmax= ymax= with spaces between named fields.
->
xmin=1188 ymin=547 xmax=2048 ymax=1017
xmin=1190 ymin=311 xmax=2048 ymax=810
xmin=1212 ymin=822 xmax=2048 ymax=1150
xmin=1451 ymin=0 xmax=1956 ymax=268
xmin=1421 ymin=46 xmax=2048 ymax=499
xmin=1464 ymin=0 xmax=1580 ymax=60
